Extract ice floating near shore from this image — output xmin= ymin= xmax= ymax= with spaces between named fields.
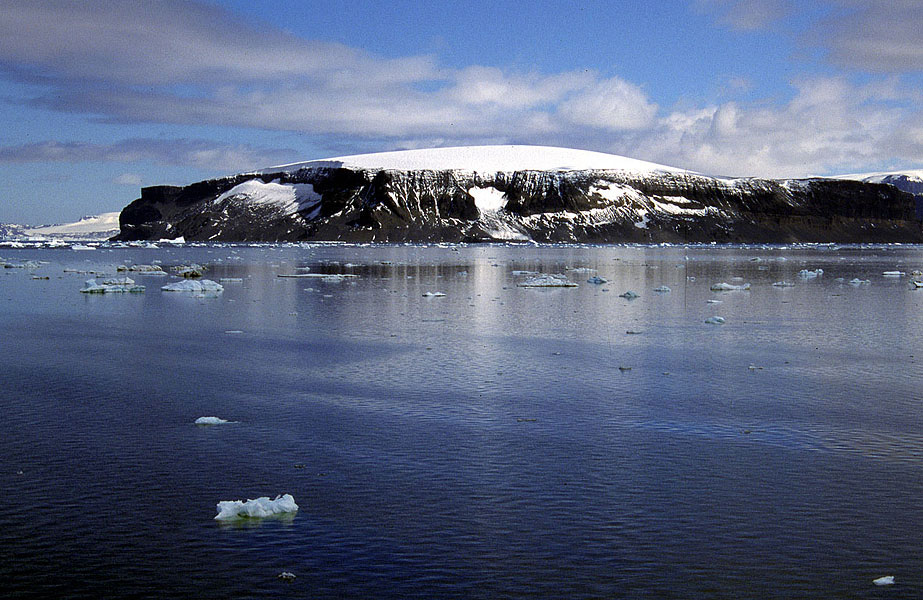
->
xmin=214 ymin=494 xmax=298 ymax=520
xmin=772 ymin=281 xmax=795 ymax=287
xmin=883 ymin=271 xmax=905 ymax=277
xmin=422 ymin=291 xmax=446 ymax=297
xmin=873 ymin=576 xmax=894 ymax=586
xmin=705 ymin=316 xmax=726 ymax=324
xmin=587 ymin=276 xmax=607 ymax=285
xmin=798 ymin=269 xmax=823 ymax=278
xmin=517 ymin=274 xmax=577 ymax=287
xmin=161 ymin=279 xmax=224 ymax=293
xmin=195 ymin=416 xmax=232 ymax=425
xmin=619 ymin=290 xmax=640 ymax=299
xmin=117 ymin=264 xmax=165 ymax=274
xmin=710 ymin=282 xmax=750 ymax=291
xmin=81 ymin=278 xmax=145 ymax=294
xmin=850 ymin=278 xmax=871 ymax=286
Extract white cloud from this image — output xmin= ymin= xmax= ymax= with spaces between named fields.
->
xmin=814 ymin=1 xmax=923 ymax=72
xmin=113 ymin=173 xmax=143 ymax=186
xmin=696 ymin=0 xmax=793 ymax=30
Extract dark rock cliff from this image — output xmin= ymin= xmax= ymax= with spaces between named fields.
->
xmin=114 ymin=166 xmax=923 ymax=244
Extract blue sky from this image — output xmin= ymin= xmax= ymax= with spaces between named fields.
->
xmin=1 ymin=0 xmax=922 ymax=223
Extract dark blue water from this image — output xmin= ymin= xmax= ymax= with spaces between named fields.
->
xmin=2 ymin=243 xmax=923 ymax=598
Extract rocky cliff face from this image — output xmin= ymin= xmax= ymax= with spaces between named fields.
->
xmin=115 ymin=164 xmax=923 ymax=244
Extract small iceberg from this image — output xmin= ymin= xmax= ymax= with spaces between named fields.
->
xmin=653 ymin=285 xmax=671 ymax=293
xmin=710 ymin=282 xmax=750 ymax=291
xmin=619 ymin=290 xmax=640 ymax=300
xmin=849 ymin=278 xmax=871 ymax=286
xmin=873 ymin=576 xmax=895 ymax=586
xmin=798 ymin=269 xmax=823 ymax=279
xmin=772 ymin=281 xmax=795 ymax=287
xmin=883 ymin=271 xmax=905 ymax=277
xmin=174 ymin=264 xmax=206 ymax=278
xmin=587 ymin=276 xmax=608 ymax=285
xmin=910 ymin=280 xmax=923 ymax=289
xmin=422 ymin=291 xmax=446 ymax=297
xmin=214 ymin=494 xmax=299 ymax=520
xmin=117 ymin=264 xmax=166 ymax=274
xmin=81 ymin=277 xmax=145 ymax=294
xmin=195 ymin=416 xmax=232 ymax=425
xmin=517 ymin=274 xmax=577 ymax=287
xmin=705 ymin=316 xmax=726 ymax=325
xmin=161 ymin=279 xmax=224 ymax=293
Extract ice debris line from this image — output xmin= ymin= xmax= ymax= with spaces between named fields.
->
xmin=214 ymin=494 xmax=298 ymax=520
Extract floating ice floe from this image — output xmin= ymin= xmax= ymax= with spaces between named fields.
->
xmin=705 ymin=316 xmax=726 ymax=324
xmin=422 ymin=291 xmax=446 ymax=297
xmin=161 ymin=279 xmax=224 ymax=293
xmin=883 ymin=271 xmax=905 ymax=277
xmin=849 ymin=278 xmax=871 ymax=286
xmin=910 ymin=280 xmax=923 ymax=289
xmin=80 ymin=277 xmax=145 ymax=294
xmin=772 ymin=281 xmax=795 ymax=287
xmin=117 ymin=264 xmax=166 ymax=274
xmin=3 ymin=260 xmax=44 ymax=269
xmin=873 ymin=576 xmax=895 ymax=586
xmin=517 ymin=274 xmax=577 ymax=287
xmin=798 ymin=269 xmax=823 ymax=279
xmin=278 ymin=572 xmax=297 ymax=582
xmin=587 ymin=276 xmax=608 ymax=285
xmin=174 ymin=264 xmax=205 ymax=278
xmin=653 ymin=285 xmax=671 ymax=293
xmin=195 ymin=416 xmax=232 ymax=425
xmin=619 ymin=290 xmax=640 ymax=299
xmin=214 ymin=494 xmax=299 ymax=520
xmin=710 ymin=282 xmax=751 ymax=291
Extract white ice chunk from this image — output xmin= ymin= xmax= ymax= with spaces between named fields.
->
xmin=772 ymin=281 xmax=795 ymax=287
xmin=653 ymin=285 xmax=671 ymax=293
xmin=214 ymin=494 xmax=299 ymax=520
xmin=422 ymin=291 xmax=446 ymax=297
xmin=849 ymin=278 xmax=871 ymax=286
xmin=705 ymin=316 xmax=726 ymax=324
xmin=883 ymin=271 xmax=905 ymax=277
xmin=587 ymin=276 xmax=608 ymax=285
xmin=161 ymin=279 xmax=224 ymax=293
xmin=469 ymin=186 xmax=507 ymax=212
xmin=619 ymin=290 xmax=640 ymax=299
xmin=873 ymin=576 xmax=895 ymax=586
xmin=710 ymin=282 xmax=751 ymax=291
xmin=195 ymin=416 xmax=231 ymax=425
xmin=798 ymin=269 xmax=823 ymax=278
xmin=80 ymin=278 xmax=145 ymax=294
xmin=517 ymin=274 xmax=578 ymax=287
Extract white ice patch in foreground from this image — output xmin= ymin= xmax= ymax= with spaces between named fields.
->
xmin=161 ymin=279 xmax=224 ymax=293
xmin=214 ymin=494 xmax=298 ymax=520
xmin=873 ymin=576 xmax=895 ymax=586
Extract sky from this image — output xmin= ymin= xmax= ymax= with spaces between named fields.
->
xmin=2 ymin=0 xmax=923 ymax=224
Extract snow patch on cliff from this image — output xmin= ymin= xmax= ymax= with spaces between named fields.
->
xmin=216 ymin=179 xmax=322 ymax=215
xmin=266 ymin=145 xmax=690 ymax=174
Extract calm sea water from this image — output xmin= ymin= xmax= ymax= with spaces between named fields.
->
xmin=2 ymin=243 xmax=923 ymax=599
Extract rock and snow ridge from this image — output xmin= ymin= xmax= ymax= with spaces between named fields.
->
xmin=114 ymin=145 xmax=923 ymax=244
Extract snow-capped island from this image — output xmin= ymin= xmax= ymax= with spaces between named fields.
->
xmin=113 ymin=145 xmax=923 ymax=244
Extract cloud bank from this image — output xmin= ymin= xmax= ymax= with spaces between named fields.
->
xmin=0 ymin=0 xmax=921 ymax=178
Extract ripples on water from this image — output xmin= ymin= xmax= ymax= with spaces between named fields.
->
xmin=1 ymin=243 xmax=923 ymax=598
